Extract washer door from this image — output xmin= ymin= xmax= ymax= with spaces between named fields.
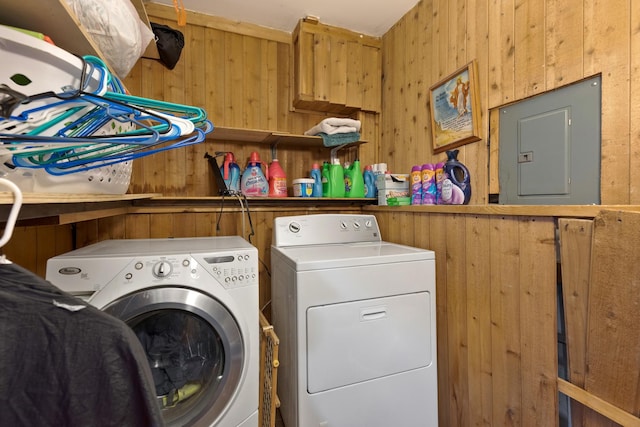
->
xmin=102 ymin=287 xmax=244 ymax=427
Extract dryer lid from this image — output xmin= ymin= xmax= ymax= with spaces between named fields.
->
xmin=272 ymin=241 xmax=434 ymax=271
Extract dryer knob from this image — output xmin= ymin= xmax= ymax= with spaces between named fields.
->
xmin=288 ymin=222 xmax=301 ymax=233
xmin=152 ymin=261 xmax=173 ymax=278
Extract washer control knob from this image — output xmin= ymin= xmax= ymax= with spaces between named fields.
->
xmin=353 ymin=221 xmax=361 ymax=229
xmin=340 ymin=221 xmax=348 ymax=230
xmin=365 ymin=219 xmax=373 ymax=228
xmin=152 ymin=261 xmax=172 ymax=278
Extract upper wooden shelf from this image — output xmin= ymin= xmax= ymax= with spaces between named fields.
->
xmin=0 ymin=0 xmax=158 ymax=76
xmin=207 ymin=126 xmax=367 ymax=149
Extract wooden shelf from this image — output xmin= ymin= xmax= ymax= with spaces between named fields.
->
xmin=364 ymin=204 xmax=640 ymax=218
xmin=208 ymin=126 xmax=367 ymax=149
xmin=0 ymin=193 xmax=160 ymax=225
xmin=0 ymin=0 xmax=158 ymax=75
xmin=136 ymin=196 xmax=377 ymax=209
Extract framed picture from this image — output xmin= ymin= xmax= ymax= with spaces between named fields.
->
xmin=428 ymin=60 xmax=481 ymax=153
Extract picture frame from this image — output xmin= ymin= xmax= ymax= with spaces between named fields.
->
xmin=428 ymin=60 xmax=481 ymax=153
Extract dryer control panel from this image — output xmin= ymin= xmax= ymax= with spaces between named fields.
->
xmin=273 ymin=214 xmax=382 ymax=247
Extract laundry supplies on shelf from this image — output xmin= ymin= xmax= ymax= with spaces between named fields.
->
xmin=310 ymin=163 xmax=323 ymax=197
xmin=240 ymin=152 xmax=268 ymax=197
xmin=440 ymin=149 xmax=471 ymax=205
xmin=363 ymin=165 xmax=376 ymax=198
xmin=221 ymin=152 xmax=241 ymax=193
xmin=267 ymin=158 xmax=287 ymax=197
xmin=344 ymin=159 xmax=364 ymax=198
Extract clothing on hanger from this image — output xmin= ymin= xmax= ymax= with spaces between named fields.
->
xmin=0 ymin=261 xmax=165 ymax=427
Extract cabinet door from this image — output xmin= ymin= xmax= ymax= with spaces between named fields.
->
xmin=292 ymin=20 xmax=381 ymax=114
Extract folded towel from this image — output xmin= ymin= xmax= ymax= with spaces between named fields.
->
xmin=319 ymin=131 xmax=361 ymax=147
xmin=304 ymin=117 xmax=361 ymax=136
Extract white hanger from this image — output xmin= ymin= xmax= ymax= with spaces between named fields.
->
xmin=0 ymin=178 xmax=23 ymax=255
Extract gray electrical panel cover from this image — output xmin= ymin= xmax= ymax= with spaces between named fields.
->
xmin=498 ymin=75 xmax=601 ymax=205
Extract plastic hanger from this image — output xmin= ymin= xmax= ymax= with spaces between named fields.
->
xmin=0 ymin=51 xmax=213 ymax=173
xmin=0 ymin=178 xmax=23 ymax=263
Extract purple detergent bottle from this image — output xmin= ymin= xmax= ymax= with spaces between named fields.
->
xmin=440 ymin=149 xmax=471 ymax=205
xmin=410 ymin=165 xmax=422 ymax=205
xmin=421 ymin=163 xmax=436 ymax=205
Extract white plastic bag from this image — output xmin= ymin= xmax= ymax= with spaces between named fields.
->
xmin=65 ymin=0 xmax=154 ymax=77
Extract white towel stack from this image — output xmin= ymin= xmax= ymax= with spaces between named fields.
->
xmin=304 ymin=118 xmax=362 ymax=136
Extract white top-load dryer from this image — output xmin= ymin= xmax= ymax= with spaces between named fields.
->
xmin=271 ymin=214 xmax=438 ymax=427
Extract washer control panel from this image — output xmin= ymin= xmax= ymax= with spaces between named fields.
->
xmin=274 ymin=214 xmax=381 ymax=247
xmin=127 ymin=250 xmax=259 ymax=289
xmin=200 ymin=252 xmax=258 ymax=288
xmin=46 ymin=238 xmax=259 ymax=295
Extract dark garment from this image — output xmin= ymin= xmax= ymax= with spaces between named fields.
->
xmin=0 ymin=262 xmax=164 ymax=427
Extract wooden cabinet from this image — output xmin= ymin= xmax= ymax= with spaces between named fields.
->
xmin=292 ymin=18 xmax=382 ymax=114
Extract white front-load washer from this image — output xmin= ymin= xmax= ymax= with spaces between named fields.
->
xmin=271 ymin=214 xmax=438 ymax=427
xmin=46 ymin=236 xmax=259 ymax=427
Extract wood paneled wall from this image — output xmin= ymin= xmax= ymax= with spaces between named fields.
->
xmin=123 ymin=5 xmax=379 ymax=197
xmin=7 ymin=2 xmax=638 ymax=426
xmin=382 ymin=0 xmax=640 ymax=205
xmin=376 ymin=211 xmax=558 ymax=426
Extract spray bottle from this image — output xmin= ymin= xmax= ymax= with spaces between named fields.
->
xmin=240 ymin=151 xmax=268 ymax=197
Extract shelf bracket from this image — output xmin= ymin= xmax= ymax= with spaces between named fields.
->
xmin=330 ymin=143 xmax=350 ymax=163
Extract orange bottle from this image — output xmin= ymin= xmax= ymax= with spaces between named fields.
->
xmin=267 ymin=158 xmax=288 ymax=197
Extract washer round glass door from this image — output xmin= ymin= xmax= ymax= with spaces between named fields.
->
xmin=102 ymin=287 xmax=244 ymax=427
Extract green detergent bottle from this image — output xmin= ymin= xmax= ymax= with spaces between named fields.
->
xmin=328 ymin=159 xmax=345 ymax=198
xmin=345 ymin=159 xmax=364 ymax=198
xmin=321 ymin=161 xmax=330 ymax=197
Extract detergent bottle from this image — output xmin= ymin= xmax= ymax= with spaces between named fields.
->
xmin=240 ymin=151 xmax=268 ymax=197
xmin=267 ymin=158 xmax=288 ymax=197
xmin=363 ymin=165 xmax=376 ymax=198
xmin=343 ymin=161 xmax=353 ymax=196
xmin=328 ymin=159 xmax=345 ymax=198
xmin=440 ymin=149 xmax=471 ymax=205
xmin=321 ymin=161 xmax=330 ymax=197
xmin=434 ymin=161 xmax=445 ymax=204
xmin=220 ymin=152 xmax=241 ymax=192
xmin=410 ymin=165 xmax=422 ymax=205
xmin=346 ymin=159 xmax=364 ymax=198
xmin=310 ymin=163 xmax=323 ymax=197
xmin=421 ymin=163 xmax=436 ymax=205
